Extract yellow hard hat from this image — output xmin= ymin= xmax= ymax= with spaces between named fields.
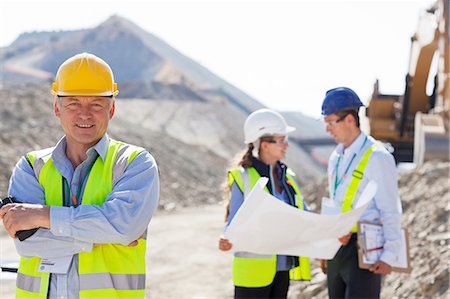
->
xmin=51 ymin=52 xmax=119 ymax=97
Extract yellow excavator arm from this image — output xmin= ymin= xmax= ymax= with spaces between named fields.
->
xmin=367 ymin=0 xmax=449 ymax=164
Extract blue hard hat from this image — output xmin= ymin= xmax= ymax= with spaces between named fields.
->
xmin=321 ymin=87 xmax=364 ymax=116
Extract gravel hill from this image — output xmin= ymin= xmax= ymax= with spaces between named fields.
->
xmin=291 ymin=161 xmax=450 ymax=299
xmin=1 ymin=84 xmax=447 ymax=298
xmin=0 ymin=84 xmax=324 ymax=210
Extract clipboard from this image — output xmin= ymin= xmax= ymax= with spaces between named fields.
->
xmin=357 ymin=221 xmax=411 ymax=274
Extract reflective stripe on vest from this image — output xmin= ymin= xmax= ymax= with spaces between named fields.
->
xmin=17 ymin=139 xmax=145 ymax=299
xmin=341 ymin=143 xmax=379 ymax=232
xmin=16 ymin=268 xmax=50 ymax=299
xmin=16 ymin=273 xmax=41 ymax=293
xmin=228 ymin=167 xmax=311 ymax=287
xmin=79 ymin=273 xmax=145 ymax=290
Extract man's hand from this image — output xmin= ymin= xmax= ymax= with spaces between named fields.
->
xmin=94 ymin=233 xmax=146 ymax=247
xmin=0 ymin=203 xmax=50 ymax=238
xmin=127 ymin=240 xmax=139 ymax=247
xmin=369 ymin=260 xmax=392 ymax=275
xmin=127 ymin=234 xmax=146 ymax=247
xmin=320 ymin=259 xmax=327 ymax=274
xmin=338 ymin=232 xmax=353 ymax=245
xmin=219 ymin=237 xmax=232 ymax=251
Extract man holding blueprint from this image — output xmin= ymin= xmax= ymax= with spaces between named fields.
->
xmin=320 ymin=87 xmax=403 ymax=299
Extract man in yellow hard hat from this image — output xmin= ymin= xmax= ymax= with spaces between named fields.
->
xmin=0 ymin=52 xmax=160 ymax=299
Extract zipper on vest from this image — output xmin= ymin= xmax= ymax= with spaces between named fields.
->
xmin=62 ymin=178 xmax=67 ymax=206
xmin=47 ymin=273 xmax=52 ymax=298
xmin=62 ymin=159 xmax=96 ymax=207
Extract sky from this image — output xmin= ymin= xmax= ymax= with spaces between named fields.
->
xmin=0 ymin=0 xmax=437 ymax=117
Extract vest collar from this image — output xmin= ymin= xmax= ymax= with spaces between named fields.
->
xmin=53 ymin=134 xmax=109 ymax=162
xmin=250 ymin=156 xmax=288 ymax=194
xmin=93 ymin=134 xmax=109 ymax=161
xmin=49 ymin=135 xmax=109 ymax=177
xmin=250 ymin=156 xmax=285 ymax=176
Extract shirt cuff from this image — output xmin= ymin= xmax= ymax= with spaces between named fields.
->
xmin=50 ymin=206 xmax=72 ymax=237
xmin=77 ymin=242 xmax=93 ymax=253
xmin=49 ymin=206 xmax=93 ymax=253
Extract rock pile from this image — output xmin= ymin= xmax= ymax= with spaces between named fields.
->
xmin=0 ymin=84 xmax=228 ymax=210
xmin=290 ymin=161 xmax=449 ymax=298
xmin=0 ymin=83 xmax=325 ymax=210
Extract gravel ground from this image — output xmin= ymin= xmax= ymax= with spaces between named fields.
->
xmin=1 ymin=162 xmax=448 ymax=298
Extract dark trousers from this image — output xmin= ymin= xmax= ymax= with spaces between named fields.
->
xmin=327 ymin=236 xmax=381 ymax=299
xmin=235 ymin=271 xmax=290 ymax=299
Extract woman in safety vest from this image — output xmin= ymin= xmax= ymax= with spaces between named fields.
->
xmin=218 ymin=108 xmax=311 ymax=298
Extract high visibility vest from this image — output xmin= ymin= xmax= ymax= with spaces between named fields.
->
xmin=16 ymin=139 xmax=146 ymax=299
xmin=341 ymin=143 xmax=380 ymax=232
xmin=227 ymin=167 xmax=311 ymax=287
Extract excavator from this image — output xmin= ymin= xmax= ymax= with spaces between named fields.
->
xmin=367 ymin=0 xmax=449 ymax=165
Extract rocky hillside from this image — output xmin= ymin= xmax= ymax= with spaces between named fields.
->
xmin=0 ymin=14 xmax=333 ymax=174
xmin=0 ymin=84 xmax=324 ymax=210
xmin=0 ymin=85 xmax=447 ymax=298
xmin=290 ymin=161 xmax=450 ymax=299
xmin=0 ymin=15 xmax=262 ymax=113
xmin=0 ymin=85 xmax=226 ymax=210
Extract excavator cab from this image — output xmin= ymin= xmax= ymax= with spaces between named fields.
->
xmin=367 ymin=0 xmax=449 ymax=165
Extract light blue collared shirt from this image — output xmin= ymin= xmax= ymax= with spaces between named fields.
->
xmin=8 ymin=134 xmax=160 ymax=299
xmin=327 ymin=131 xmax=403 ymax=265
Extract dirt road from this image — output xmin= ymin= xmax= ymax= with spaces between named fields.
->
xmin=0 ymin=204 xmax=234 ymax=299
xmin=0 ymin=229 xmax=19 ymax=298
xmin=147 ymin=204 xmax=234 ymax=298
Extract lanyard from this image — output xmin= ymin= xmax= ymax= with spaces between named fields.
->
xmin=333 ymin=136 xmax=368 ymax=199
xmin=64 ymin=160 xmax=96 ymax=207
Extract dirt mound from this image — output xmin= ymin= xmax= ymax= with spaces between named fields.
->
xmin=290 ymin=161 xmax=450 ymax=298
xmin=0 ymin=84 xmax=325 ymax=209
xmin=0 ymin=84 xmax=227 ymax=210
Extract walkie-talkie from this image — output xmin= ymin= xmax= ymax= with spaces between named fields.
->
xmin=0 ymin=196 xmax=39 ymax=241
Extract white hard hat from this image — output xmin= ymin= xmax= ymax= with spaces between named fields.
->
xmin=244 ymin=108 xmax=295 ymax=144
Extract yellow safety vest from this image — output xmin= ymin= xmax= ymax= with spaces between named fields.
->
xmin=16 ymin=139 xmax=146 ymax=299
xmin=227 ymin=167 xmax=311 ymax=288
xmin=341 ymin=143 xmax=380 ymax=232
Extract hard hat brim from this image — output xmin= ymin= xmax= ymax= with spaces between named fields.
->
xmin=286 ymin=126 xmax=296 ymax=133
xmin=244 ymin=125 xmax=296 ymax=144
xmin=51 ymin=90 xmax=119 ymax=97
